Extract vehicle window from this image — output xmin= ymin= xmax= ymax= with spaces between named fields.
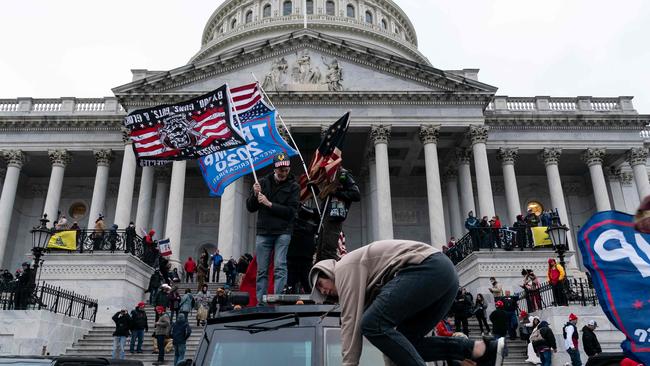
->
xmin=207 ymin=328 xmax=313 ymax=366
xmin=324 ymin=328 xmax=385 ymax=365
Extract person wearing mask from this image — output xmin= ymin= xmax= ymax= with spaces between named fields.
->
xmin=563 ymin=313 xmax=582 ymax=366
xmin=465 ymin=211 xmax=480 ymax=251
xmin=153 ymin=306 xmax=170 ymax=365
xmin=489 ymin=300 xmax=509 ymax=339
xmin=111 ymin=308 xmax=131 ymax=360
xmin=125 ymin=222 xmax=136 ymax=255
xmin=582 ymin=320 xmax=602 ymax=360
xmin=547 ymin=258 xmax=567 ymax=306
xmin=210 ymin=249 xmax=223 ymax=283
xmin=171 ymin=313 xmax=192 ymax=366
xmin=246 ymin=153 xmax=300 ymax=304
xmin=129 ymin=302 xmax=148 ymax=354
xmin=183 ymin=257 xmax=196 ymax=283
xmin=474 ymin=294 xmax=490 ymax=336
xmin=530 ymin=320 xmax=556 ymax=366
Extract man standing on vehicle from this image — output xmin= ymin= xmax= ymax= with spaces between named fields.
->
xmin=246 ymin=153 xmax=300 ymax=304
xmin=310 ymin=240 xmax=506 ymax=366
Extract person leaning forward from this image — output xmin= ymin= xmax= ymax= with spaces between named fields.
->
xmin=310 ymin=240 xmax=507 ymax=366
xmin=246 ymin=153 xmax=300 ymax=304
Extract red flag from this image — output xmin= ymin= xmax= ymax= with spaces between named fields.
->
xmin=239 ymin=255 xmax=274 ymax=307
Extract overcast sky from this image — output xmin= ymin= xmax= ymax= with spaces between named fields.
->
xmin=1 ymin=0 xmax=648 ymax=112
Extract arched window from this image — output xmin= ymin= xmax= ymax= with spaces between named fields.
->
xmin=306 ymin=0 xmax=314 ymax=14
xmin=346 ymin=4 xmax=355 ymax=18
xmin=365 ymin=10 xmax=373 ymax=24
xmin=381 ymin=19 xmax=387 ymax=29
xmin=283 ymin=1 xmax=292 ymax=16
xmin=263 ymin=4 xmax=271 ymax=18
xmin=231 ymin=18 xmax=237 ymax=29
xmin=326 ymin=0 xmax=335 ymax=15
xmin=245 ymin=10 xmax=253 ymax=23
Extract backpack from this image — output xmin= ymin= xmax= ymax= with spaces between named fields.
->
xmin=530 ymin=327 xmax=544 ymax=343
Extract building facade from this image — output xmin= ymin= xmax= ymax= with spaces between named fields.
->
xmin=1 ymin=0 xmax=649 ymax=269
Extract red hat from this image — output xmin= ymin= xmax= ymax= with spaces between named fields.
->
xmin=520 ymin=310 xmax=528 ymax=318
xmin=496 ymin=300 xmax=504 ymax=308
xmin=155 ymin=305 xmax=165 ymax=313
xmin=548 ymin=258 xmax=556 ymax=264
xmin=569 ymin=313 xmax=578 ymax=321
xmin=137 ymin=302 xmax=145 ymax=308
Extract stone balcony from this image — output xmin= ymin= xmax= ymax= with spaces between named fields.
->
xmin=0 ymin=97 xmax=126 ymax=116
xmin=485 ymin=96 xmax=637 ymax=114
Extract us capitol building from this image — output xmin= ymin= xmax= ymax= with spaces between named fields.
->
xmin=1 ymin=0 xmax=648 ymax=271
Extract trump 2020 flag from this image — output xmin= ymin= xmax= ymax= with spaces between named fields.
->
xmin=158 ymin=238 xmax=172 ymax=257
xmin=198 ymin=107 xmax=297 ymax=196
xmin=578 ymin=210 xmax=650 ymax=365
xmin=123 ymin=84 xmax=246 ymax=166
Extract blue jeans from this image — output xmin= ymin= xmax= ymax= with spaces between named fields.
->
xmin=360 ymin=253 xmax=474 ymax=366
xmin=539 ymin=350 xmax=553 ymax=366
xmin=129 ymin=329 xmax=144 ymax=352
xmin=255 ymin=234 xmax=291 ymax=304
xmin=568 ymin=348 xmax=582 ymax=366
xmin=149 ymin=288 xmax=159 ymax=305
xmin=112 ymin=336 xmax=126 ymax=359
xmin=174 ymin=343 xmax=187 ymax=366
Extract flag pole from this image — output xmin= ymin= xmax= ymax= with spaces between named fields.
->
xmin=251 ymin=73 xmax=321 ymax=215
xmin=226 ymin=83 xmax=258 ymax=185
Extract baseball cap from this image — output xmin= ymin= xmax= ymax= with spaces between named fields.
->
xmin=587 ymin=320 xmax=597 ymax=327
xmin=273 ymin=153 xmax=291 ymax=168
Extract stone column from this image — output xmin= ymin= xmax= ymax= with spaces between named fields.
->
xmin=540 ymin=148 xmax=574 ymax=250
xmin=218 ymin=178 xmax=246 ymax=261
xmin=114 ymin=132 xmax=138 ymax=229
xmin=0 ymin=167 xmax=5 ymax=191
xmin=134 ymin=166 xmax=155 ymax=233
xmin=0 ymin=150 xmax=25 ymax=265
xmin=456 ymin=148 xmax=475 ymax=222
xmin=165 ymin=161 xmax=186 ymax=265
xmin=370 ymin=125 xmax=393 ymax=240
xmin=367 ymin=150 xmax=378 ymax=242
xmin=151 ymin=167 xmax=170 ymax=237
xmin=43 ymin=150 xmax=71 ymax=227
xmin=606 ymin=167 xmax=626 ymax=212
xmin=627 ymin=147 xmax=650 ymax=200
xmin=443 ymin=167 xmax=463 ymax=238
xmin=87 ymin=150 xmax=113 ymax=227
xmin=468 ymin=126 xmax=495 ymax=218
xmin=582 ymin=148 xmax=611 ymax=212
xmin=620 ymin=172 xmax=637 ymax=213
xmin=497 ymin=148 xmax=522 ymax=223
xmin=419 ymin=125 xmax=445 ymax=247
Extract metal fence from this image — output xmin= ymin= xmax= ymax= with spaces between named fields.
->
xmin=51 ymin=228 xmax=147 ymax=260
xmin=0 ymin=281 xmax=98 ymax=321
xmin=517 ymin=278 xmax=598 ymax=313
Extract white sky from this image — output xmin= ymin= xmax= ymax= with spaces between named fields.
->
xmin=1 ymin=0 xmax=649 ymax=113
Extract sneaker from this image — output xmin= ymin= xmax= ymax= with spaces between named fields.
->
xmin=476 ymin=337 xmax=507 ymax=366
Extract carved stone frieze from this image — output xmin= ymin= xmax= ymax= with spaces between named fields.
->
xmin=48 ymin=149 xmax=71 ymax=167
xmin=370 ymin=125 xmax=391 ymax=145
xmin=261 ymin=51 xmax=343 ymax=92
xmin=496 ymin=148 xmax=518 ymax=165
xmin=606 ymin=167 xmax=622 ymax=180
xmin=539 ymin=147 xmax=562 ymax=166
xmin=2 ymin=150 xmax=25 ymax=168
xmin=418 ymin=124 xmax=440 ymax=145
xmin=94 ymin=149 xmax=113 ymax=167
xmin=627 ymin=147 xmax=649 ymax=166
xmin=582 ymin=148 xmax=606 ymax=167
xmin=467 ymin=125 xmax=489 ymax=145
xmin=620 ymin=172 xmax=633 ymax=185
xmin=455 ymin=148 xmax=472 ymax=165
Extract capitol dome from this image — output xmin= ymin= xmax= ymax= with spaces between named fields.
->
xmin=191 ymin=0 xmax=430 ymax=65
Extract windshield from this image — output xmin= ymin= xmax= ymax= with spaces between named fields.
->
xmin=324 ymin=328 xmax=385 ymax=366
xmin=207 ymin=328 xmax=313 ymax=366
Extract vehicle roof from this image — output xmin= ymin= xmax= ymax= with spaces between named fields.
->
xmin=207 ymin=304 xmax=341 ymax=325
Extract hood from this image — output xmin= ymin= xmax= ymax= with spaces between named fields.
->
xmin=176 ymin=313 xmax=187 ymax=324
xmin=539 ymin=321 xmax=550 ymax=328
xmin=148 ymin=229 xmax=156 ymax=236
xmin=309 ymin=259 xmax=337 ymax=304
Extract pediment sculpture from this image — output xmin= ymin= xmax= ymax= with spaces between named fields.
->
xmin=262 ymin=51 xmax=343 ymax=92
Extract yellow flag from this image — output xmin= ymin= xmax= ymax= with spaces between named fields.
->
xmin=532 ymin=226 xmax=552 ymax=247
xmin=47 ymin=230 xmax=77 ymax=251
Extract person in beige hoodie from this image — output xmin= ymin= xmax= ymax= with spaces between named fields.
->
xmin=310 ymin=240 xmax=506 ymax=366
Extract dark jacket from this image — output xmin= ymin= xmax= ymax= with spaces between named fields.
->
xmin=171 ymin=314 xmax=192 ymax=345
xmin=452 ymin=292 xmax=473 ymax=317
xmin=489 ymin=309 xmax=509 ymax=337
xmin=130 ymin=308 xmax=148 ymax=331
xmin=125 ymin=225 xmax=136 ymax=240
xmin=112 ymin=311 xmax=132 ymax=337
xmin=582 ymin=326 xmax=602 ymax=357
xmin=246 ymin=173 xmax=300 ymax=235
xmin=532 ymin=321 xmax=557 ymax=352
xmin=324 ymin=170 xmax=361 ymax=222
xmin=154 ymin=290 xmax=169 ymax=308
xmin=147 ymin=272 xmax=162 ymax=292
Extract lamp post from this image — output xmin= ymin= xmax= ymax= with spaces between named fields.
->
xmin=546 ymin=211 xmax=569 ymax=269
xmin=30 ymin=214 xmax=53 ymax=288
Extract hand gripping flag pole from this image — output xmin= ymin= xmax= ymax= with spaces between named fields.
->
xmin=226 ymin=83 xmax=259 ymax=185
xmin=251 ymin=73 xmax=322 ymax=215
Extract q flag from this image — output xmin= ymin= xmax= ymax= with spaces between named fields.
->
xmin=123 ymin=84 xmax=246 ymax=166
xmin=578 ymin=210 xmax=650 ymax=365
xmin=47 ymin=230 xmax=77 ymax=251
xmin=198 ymin=108 xmax=297 ymax=196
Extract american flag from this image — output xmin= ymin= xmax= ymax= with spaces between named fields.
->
xmin=337 ymin=231 xmax=347 ymax=257
xmin=299 ymin=112 xmax=350 ymax=202
xmin=125 ymin=83 xmax=265 ymax=166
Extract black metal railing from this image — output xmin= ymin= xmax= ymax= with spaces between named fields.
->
xmin=0 ymin=281 xmax=98 ymax=321
xmin=517 ymin=278 xmax=598 ymax=313
xmin=49 ymin=228 xmax=147 ymax=260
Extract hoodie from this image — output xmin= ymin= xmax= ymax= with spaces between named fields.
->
xmin=532 ymin=321 xmax=557 ymax=352
xmin=309 ymin=240 xmax=438 ymax=366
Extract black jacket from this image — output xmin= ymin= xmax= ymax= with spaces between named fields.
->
xmin=582 ymin=326 xmax=602 ymax=356
xmin=112 ymin=312 xmax=132 ymax=337
xmin=246 ymin=173 xmax=300 ymax=235
xmin=323 ymin=170 xmax=361 ymax=221
xmin=130 ymin=308 xmax=148 ymax=331
xmin=489 ymin=309 xmax=509 ymax=337
xmin=171 ymin=317 xmax=192 ymax=345
xmin=532 ymin=322 xmax=557 ymax=352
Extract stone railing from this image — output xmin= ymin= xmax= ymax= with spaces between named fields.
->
xmin=485 ymin=96 xmax=635 ymax=114
xmin=0 ymin=97 xmax=126 ymax=115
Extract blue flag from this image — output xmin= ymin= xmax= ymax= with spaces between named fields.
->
xmin=578 ymin=210 xmax=650 ymax=364
xmin=198 ymin=109 xmax=297 ymax=196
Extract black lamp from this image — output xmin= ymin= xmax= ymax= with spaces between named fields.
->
xmin=30 ymin=214 xmax=53 ymax=286
xmin=546 ymin=211 xmax=569 ymax=268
